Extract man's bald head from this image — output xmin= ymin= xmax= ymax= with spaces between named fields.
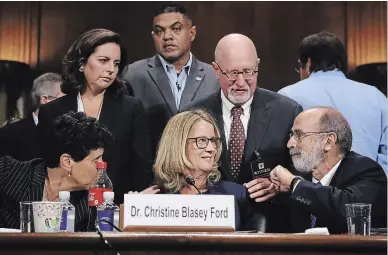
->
xmin=214 ymin=33 xmax=258 ymax=66
xmin=212 ymin=33 xmax=260 ymax=106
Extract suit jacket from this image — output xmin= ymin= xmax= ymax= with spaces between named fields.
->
xmin=0 ymin=114 xmax=40 ymax=161
xmin=0 ymin=156 xmax=91 ymax=231
xmin=289 ymin=151 xmax=387 ymax=234
xmin=204 ymin=181 xmax=266 ymax=232
xmin=182 ymin=88 xmax=303 ymax=232
xmin=121 ymin=55 xmax=219 ymax=156
xmin=37 ymin=92 xmax=153 ymax=205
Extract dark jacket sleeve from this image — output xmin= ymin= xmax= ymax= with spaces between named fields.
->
xmin=128 ymin=99 xmax=154 ymax=191
xmin=36 ymin=104 xmax=55 ymax=159
xmin=290 ymin=165 xmax=387 ymax=219
xmin=0 ymin=156 xmax=10 ymax=228
xmin=0 ymin=126 xmax=13 ymax=158
xmin=238 ymin=188 xmax=266 ymax=232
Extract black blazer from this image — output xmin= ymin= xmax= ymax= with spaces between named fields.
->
xmin=122 ymin=55 xmax=220 ymax=157
xmin=37 ymin=93 xmax=153 ymax=205
xmin=204 ymin=181 xmax=266 ymax=232
xmin=0 ymin=156 xmax=91 ymax=231
xmin=0 ymin=114 xmax=41 ymax=161
xmin=182 ymin=88 xmax=303 ymax=233
xmin=289 ymin=151 xmax=387 ymax=234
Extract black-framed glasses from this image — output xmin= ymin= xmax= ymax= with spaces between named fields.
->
xmin=214 ymin=62 xmax=258 ymax=81
xmin=187 ymin=136 xmax=222 ymax=149
xmin=289 ymin=130 xmax=334 ymax=142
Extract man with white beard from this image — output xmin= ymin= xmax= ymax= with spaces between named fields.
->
xmin=269 ymin=107 xmax=387 ymax=234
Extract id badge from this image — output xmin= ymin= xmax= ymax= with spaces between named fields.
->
xmin=250 ymin=159 xmax=271 ymax=179
xmin=250 ymin=150 xmax=271 ymax=179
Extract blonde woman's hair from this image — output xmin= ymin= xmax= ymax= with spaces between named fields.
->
xmin=154 ymin=108 xmax=222 ymax=193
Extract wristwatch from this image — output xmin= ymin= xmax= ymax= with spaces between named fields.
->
xmin=290 ymin=176 xmax=304 ymax=192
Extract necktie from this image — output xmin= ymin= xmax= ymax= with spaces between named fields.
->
xmin=229 ymin=106 xmax=245 ymax=182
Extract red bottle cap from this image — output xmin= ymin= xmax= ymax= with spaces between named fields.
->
xmin=96 ymin=161 xmax=107 ymax=169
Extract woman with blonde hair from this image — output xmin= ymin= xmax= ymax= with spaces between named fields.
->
xmin=134 ymin=108 xmax=262 ymax=231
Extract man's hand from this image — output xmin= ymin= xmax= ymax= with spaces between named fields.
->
xmin=128 ymin=185 xmax=160 ymax=194
xmin=243 ymin=178 xmax=277 ymax=202
xmin=270 ymin=165 xmax=295 ymax=192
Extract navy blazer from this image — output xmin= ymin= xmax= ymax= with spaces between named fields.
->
xmin=205 ymin=181 xmax=264 ymax=231
xmin=162 ymin=180 xmax=264 ymax=231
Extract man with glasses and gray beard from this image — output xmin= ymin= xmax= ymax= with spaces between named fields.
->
xmin=269 ymin=107 xmax=387 ymax=234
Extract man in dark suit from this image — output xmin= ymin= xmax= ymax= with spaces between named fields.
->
xmin=182 ymin=33 xmax=303 ymax=233
xmin=270 ymin=107 xmax=387 ymax=234
xmin=0 ymin=73 xmax=63 ymax=161
xmin=121 ymin=3 xmax=219 ymax=155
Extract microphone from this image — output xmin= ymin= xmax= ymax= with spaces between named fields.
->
xmin=185 ymin=176 xmax=202 ymax=194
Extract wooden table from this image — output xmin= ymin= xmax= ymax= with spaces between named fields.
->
xmin=0 ymin=232 xmax=386 ymax=255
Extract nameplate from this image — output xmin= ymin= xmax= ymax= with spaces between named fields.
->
xmin=123 ymin=194 xmax=235 ymax=230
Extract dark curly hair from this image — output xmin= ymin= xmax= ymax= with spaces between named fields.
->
xmin=61 ymin=28 xmax=128 ymax=98
xmin=45 ymin=111 xmax=114 ymax=168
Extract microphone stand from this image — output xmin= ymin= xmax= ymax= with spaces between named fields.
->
xmin=185 ymin=176 xmax=202 ymax=194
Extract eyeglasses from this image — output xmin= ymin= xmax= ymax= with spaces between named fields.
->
xmin=187 ymin=136 xmax=222 ymax=149
xmin=214 ymin=62 xmax=258 ymax=82
xmin=43 ymin=95 xmax=58 ymax=100
xmin=289 ymin=130 xmax=334 ymax=142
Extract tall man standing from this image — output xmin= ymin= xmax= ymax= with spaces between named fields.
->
xmin=183 ymin=34 xmax=303 ymax=232
xmin=122 ymin=4 xmax=219 ymax=155
xmin=279 ymin=32 xmax=387 ymax=172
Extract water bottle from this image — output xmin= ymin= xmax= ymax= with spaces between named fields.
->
xmin=97 ymin=191 xmax=120 ymax=232
xmin=59 ymin=191 xmax=75 ymax=232
xmin=88 ymin=161 xmax=113 ymax=207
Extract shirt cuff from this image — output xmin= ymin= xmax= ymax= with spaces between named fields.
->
xmin=292 ymin=180 xmax=302 ymax=193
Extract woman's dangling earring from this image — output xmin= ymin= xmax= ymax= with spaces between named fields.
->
xmin=79 ymin=66 xmax=84 ymax=72
xmin=68 ymin=170 xmax=71 ymax=178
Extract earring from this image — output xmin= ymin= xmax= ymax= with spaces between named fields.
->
xmin=79 ymin=66 xmax=84 ymax=72
xmin=68 ymin=170 xmax=71 ymax=177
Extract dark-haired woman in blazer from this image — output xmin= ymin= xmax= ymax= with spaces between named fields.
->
xmin=38 ymin=29 xmax=153 ymax=205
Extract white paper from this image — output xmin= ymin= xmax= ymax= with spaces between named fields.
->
xmin=0 ymin=228 xmax=21 ymax=233
xmin=124 ymin=194 xmax=235 ymax=230
xmin=293 ymin=227 xmax=330 ymax=235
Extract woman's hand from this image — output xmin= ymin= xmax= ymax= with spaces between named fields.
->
xmin=128 ymin=185 xmax=160 ymax=194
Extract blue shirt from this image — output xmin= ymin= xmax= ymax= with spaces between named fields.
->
xmin=279 ymin=70 xmax=387 ymax=172
xmin=158 ymin=53 xmax=193 ymax=108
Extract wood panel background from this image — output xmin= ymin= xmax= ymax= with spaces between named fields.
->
xmin=36 ymin=1 xmax=346 ymax=92
xmin=0 ymin=1 xmax=386 ymax=122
